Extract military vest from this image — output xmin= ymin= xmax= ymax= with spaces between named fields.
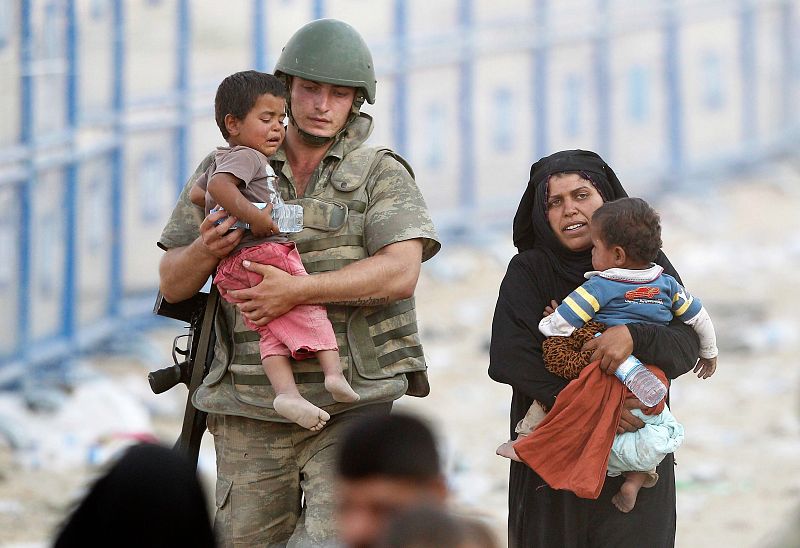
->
xmin=194 ymin=146 xmax=429 ymax=421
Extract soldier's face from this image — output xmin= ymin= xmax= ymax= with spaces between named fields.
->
xmin=290 ymin=77 xmax=356 ymax=138
xmin=336 ymin=476 xmax=447 ymax=548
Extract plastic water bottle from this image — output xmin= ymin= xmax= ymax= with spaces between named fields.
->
xmin=614 ymin=354 xmax=667 ymax=407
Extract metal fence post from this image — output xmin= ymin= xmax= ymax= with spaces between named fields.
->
xmin=458 ymin=0 xmax=475 ymax=211
xmin=18 ymin=0 xmax=33 ymax=358
xmin=392 ymin=0 xmax=408 ymax=157
xmin=175 ymin=0 xmax=191 ymax=195
xmin=109 ymin=0 xmax=125 ymax=316
xmin=664 ymin=0 xmax=684 ymax=174
xmin=532 ymin=0 xmax=549 ymax=160
xmin=63 ymin=0 xmax=79 ymax=340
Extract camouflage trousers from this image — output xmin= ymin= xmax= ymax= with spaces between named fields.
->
xmin=207 ymin=403 xmax=392 ymax=547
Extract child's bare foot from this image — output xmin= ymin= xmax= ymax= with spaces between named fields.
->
xmin=612 ymin=480 xmax=642 ymax=513
xmin=273 ymin=394 xmax=330 ymax=431
xmin=496 ymin=440 xmax=522 ymax=461
xmin=324 ymin=375 xmax=360 ymax=403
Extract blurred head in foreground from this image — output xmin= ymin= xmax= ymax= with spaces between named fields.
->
xmin=335 ymin=413 xmax=448 ymax=548
xmin=377 ymin=505 xmax=499 ymax=548
xmin=53 ymin=443 xmax=214 ymax=548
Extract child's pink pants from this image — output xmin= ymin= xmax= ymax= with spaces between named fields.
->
xmin=214 ymin=242 xmax=338 ymax=360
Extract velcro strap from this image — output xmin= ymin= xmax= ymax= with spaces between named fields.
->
xmin=296 ymin=235 xmax=363 ymax=254
xmin=228 ymin=371 xmax=326 ymax=386
xmin=377 ymin=345 xmax=424 ymax=367
xmin=366 ymin=299 xmax=415 ymax=325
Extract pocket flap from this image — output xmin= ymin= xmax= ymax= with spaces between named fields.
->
xmin=215 ymin=476 xmax=233 ymax=510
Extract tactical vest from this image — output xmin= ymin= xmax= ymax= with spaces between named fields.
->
xmin=194 ymin=146 xmax=429 ymax=421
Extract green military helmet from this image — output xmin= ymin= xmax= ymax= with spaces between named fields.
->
xmin=275 ymin=18 xmax=376 ymax=105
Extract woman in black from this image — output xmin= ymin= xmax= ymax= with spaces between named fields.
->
xmin=489 ymin=150 xmax=699 ymax=548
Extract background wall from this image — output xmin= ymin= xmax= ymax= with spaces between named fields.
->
xmin=0 ymin=0 xmax=798 ymax=380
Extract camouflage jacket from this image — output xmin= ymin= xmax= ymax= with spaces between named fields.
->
xmin=158 ymin=113 xmax=440 ymax=421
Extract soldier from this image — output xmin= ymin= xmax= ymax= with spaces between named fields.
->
xmin=157 ymin=18 xmax=440 ymax=547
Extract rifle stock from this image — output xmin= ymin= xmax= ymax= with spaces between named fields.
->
xmin=151 ymin=287 xmax=219 ymax=470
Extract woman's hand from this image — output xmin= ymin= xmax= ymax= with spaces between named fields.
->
xmin=617 ymin=397 xmax=646 ymax=434
xmin=200 ymin=209 xmax=244 ymax=259
xmin=227 ymin=260 xmax=300 ymax=325
xmin=580 ymin=324 xmax=633 ymax=374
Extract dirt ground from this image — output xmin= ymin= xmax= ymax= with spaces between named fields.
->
xmin=1 ymin=169 xmax=799 ymax=547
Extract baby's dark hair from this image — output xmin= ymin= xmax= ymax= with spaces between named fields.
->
xmin=214 ymin=70 xmax=286 ymax=140
xmin=591 ymin=197 xmax=662 ymax=264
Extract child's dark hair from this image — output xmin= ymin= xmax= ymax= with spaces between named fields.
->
xmin=591 ymin=197 xmax=662 ymax=264
xmin=214 ymin=70 xmax=286 ymax=140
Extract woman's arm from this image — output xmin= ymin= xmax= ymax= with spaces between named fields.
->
xmin=488 ymin=253 xmax=568 ymax=408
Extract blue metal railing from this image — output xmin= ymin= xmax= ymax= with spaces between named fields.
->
xmin=1 ymin=0 xmax=798 ymax=375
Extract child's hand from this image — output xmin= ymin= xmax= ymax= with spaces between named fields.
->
xmin=693 ymin=356 xmax=717 ymax=379
xmin=542 ymin=299 xmax=558 ymax=317
xmin=249 ymin=204 xmax=279 ymax=238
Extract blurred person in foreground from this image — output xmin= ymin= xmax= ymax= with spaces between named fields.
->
xmin=377 ymin=505 xmax=499 ymax=548
xmin=489 ymin=150 xmax=700 ymax=547
xmin=335 ymin=413 xmax=448 ymax=548
xmin=53 ymin=443 xmax=214 ymax=548
xmin=157 ymin=18 xmax=440 ymax=547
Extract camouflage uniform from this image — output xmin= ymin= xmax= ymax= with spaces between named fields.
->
xmin=158 ymin=112 xmax=440 ymax=547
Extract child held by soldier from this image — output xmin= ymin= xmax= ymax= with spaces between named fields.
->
xmin=189 ymin=70 xmax=358 ymax=431
xmin=498 ymin=197 xmax=718 ymax=513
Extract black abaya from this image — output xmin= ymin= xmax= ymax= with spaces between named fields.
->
xmin=489 ymin=150 xmax=700 ymax=548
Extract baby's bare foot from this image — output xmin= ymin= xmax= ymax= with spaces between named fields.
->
xmin=273 ymin=394 xmax=330 ymax=431
xmin=325 ymin=375 xmax=360 ymax=403
xmin=612 ymin=482 xmax=640 ymax=513
xmin=496 ymin=440 xmax=522 ymax=462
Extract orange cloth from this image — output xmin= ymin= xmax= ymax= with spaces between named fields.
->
xmin=514 ymin=362 xmax=668 ymax=499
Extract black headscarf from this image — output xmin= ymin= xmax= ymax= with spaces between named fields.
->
xmin=54 ymin=443 xmax=215 ymax=548
xmin=511 ymin=149 xmax=627 ymax=284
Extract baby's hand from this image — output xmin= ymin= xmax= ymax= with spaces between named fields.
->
xmin=693 ymin=356 xmax=717 ymax=379
xmin=542 ymin=299 xmax=558 ymax=317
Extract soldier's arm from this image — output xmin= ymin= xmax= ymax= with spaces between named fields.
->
xmin=159 ymin=209 xmax=244 ymax=303
xmin=231 ymin=239 xmax=423 ymax=326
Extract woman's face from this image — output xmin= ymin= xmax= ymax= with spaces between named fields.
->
xmin=546 ymin=173 xmax=604 ymax=252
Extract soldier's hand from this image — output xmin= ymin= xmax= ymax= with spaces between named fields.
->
xmin=227 ymin=260 xmax=297 ymax=325
xmin=200 ymin=209 xmax=243 ymax=259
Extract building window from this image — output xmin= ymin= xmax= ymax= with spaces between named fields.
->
xmin=493 ymin=88 xmax=513 ymax=152
xmin=564 ymin=74 xmax=581 ymax=137
xmin=701 ymin=52 xmax=724 ymax=110
xmin=85 ymin=177 xmax=107 ymax=251
xmin=628 ymin=65 xmax=650 ymax=123
xmin=139 ymin=152 xmax=166 ymax=223
xmin=90 ymin=0 xmax=108 ymax=20
xmin=37 ymin=212 xmax=58 ymax=298
xmin=425 ymin=103 xmax=445 ymax=169
xmin=0 ymin=0 xmax=10 ymax=50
